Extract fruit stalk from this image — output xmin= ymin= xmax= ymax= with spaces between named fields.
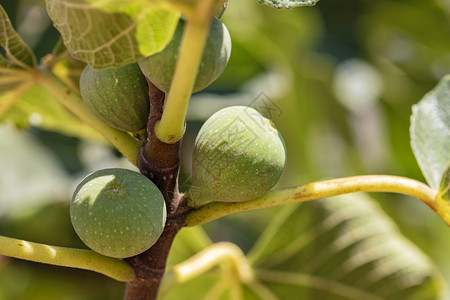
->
xmin=153 ymin=0 xmax=216 ymax=144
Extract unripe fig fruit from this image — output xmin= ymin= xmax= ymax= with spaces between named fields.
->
xmin=189 ymin=106 xmax=286 ymax=204
xmin=70 ymin=168 xmax=166 ymax=258
xmin=138 ymin=17 xmax=231 ymax=93
xmin=80 ymin=63 xmax=149 ymax=133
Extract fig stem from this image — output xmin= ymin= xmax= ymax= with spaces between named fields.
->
xmin=159 ymin=242 xmax=253 ymax=297
xmin=0 ymin=235 xmax=135 ymax=282
xmin=185 ymin=175 xmax=438 ymax=226
xmin=154 ymin=0 xmax=216 ymax=144
xmin=35 ymin=69 xmax=141 ymax=165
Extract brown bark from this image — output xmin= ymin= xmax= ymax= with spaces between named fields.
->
xmin=124 ymin=80 xmax=190 ymax=300
xmin=124 ymin=205 xmax=188 ymax=300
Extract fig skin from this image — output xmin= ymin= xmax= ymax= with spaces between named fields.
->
xmin=138 ymin=17 xmax=231 ymax=93
xmin=190 ymin=106 xmax=286 ymax=204
xmin=70 ymin=168 xmax=166 ymax=258
xmin=80 ymin=63 xmax=149 ymax=133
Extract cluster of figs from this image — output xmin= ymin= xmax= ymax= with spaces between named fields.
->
xmin=71 ymin=16 xmax=287 ymax=258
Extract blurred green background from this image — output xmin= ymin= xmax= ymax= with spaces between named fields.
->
xmin=1 ymin=0 xmax=450 ymax=299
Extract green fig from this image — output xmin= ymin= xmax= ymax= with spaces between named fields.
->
xmin=70 ymin=168 xmax=166 ymax=258
xmin=189 ymin=106 xmax=286 ymax=204
xmin=80 ymin=63 xmax=149 ymax=133
xmin=138 ymin=17 xmax=231 ymax=93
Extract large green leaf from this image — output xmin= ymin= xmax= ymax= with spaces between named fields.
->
xmin=0 ymin=5 xmax=36 ymax=93
xmin=438 ymin=163 xmax=450 ymax=202
xmin=0 ymin=5 xmax=96 ymax=140
xmin=258 ymin=0 xmax=319 ymax=9
xmin=162 ymin=194 xmax=442 ymax=299
xmin=410 ymin=75 xmax=450 ymax=190
xmin=0 ymin=33 xmax=98 ymax=140
xmin=0 ymin=5 xmax=36 ymax=70
xmin=45 ymin=0 xmax=180 ymax=69
xmin=247 ymin=195 xmax=441 ymax=299
xmin=435 ymin=163 xmax=450 ymax=222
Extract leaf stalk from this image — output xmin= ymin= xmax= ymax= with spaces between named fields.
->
xmin=153 ymin=0 xmax=216 ymax=144
xmin=0 ymin=235 xmax=135 ymax=282
xmin=185 ymin=175 xmax=438 ymax=226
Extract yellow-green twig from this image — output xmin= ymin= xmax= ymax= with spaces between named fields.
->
xmin=154 ymin=0 xmax=215 ymax=144
xmin=185 ymin=175 xmax=437 ymax=226
xmin=0 ymin=235 xmax=135 ymax=282
xmin=159 ymin=242 xmax=253 ymax=297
